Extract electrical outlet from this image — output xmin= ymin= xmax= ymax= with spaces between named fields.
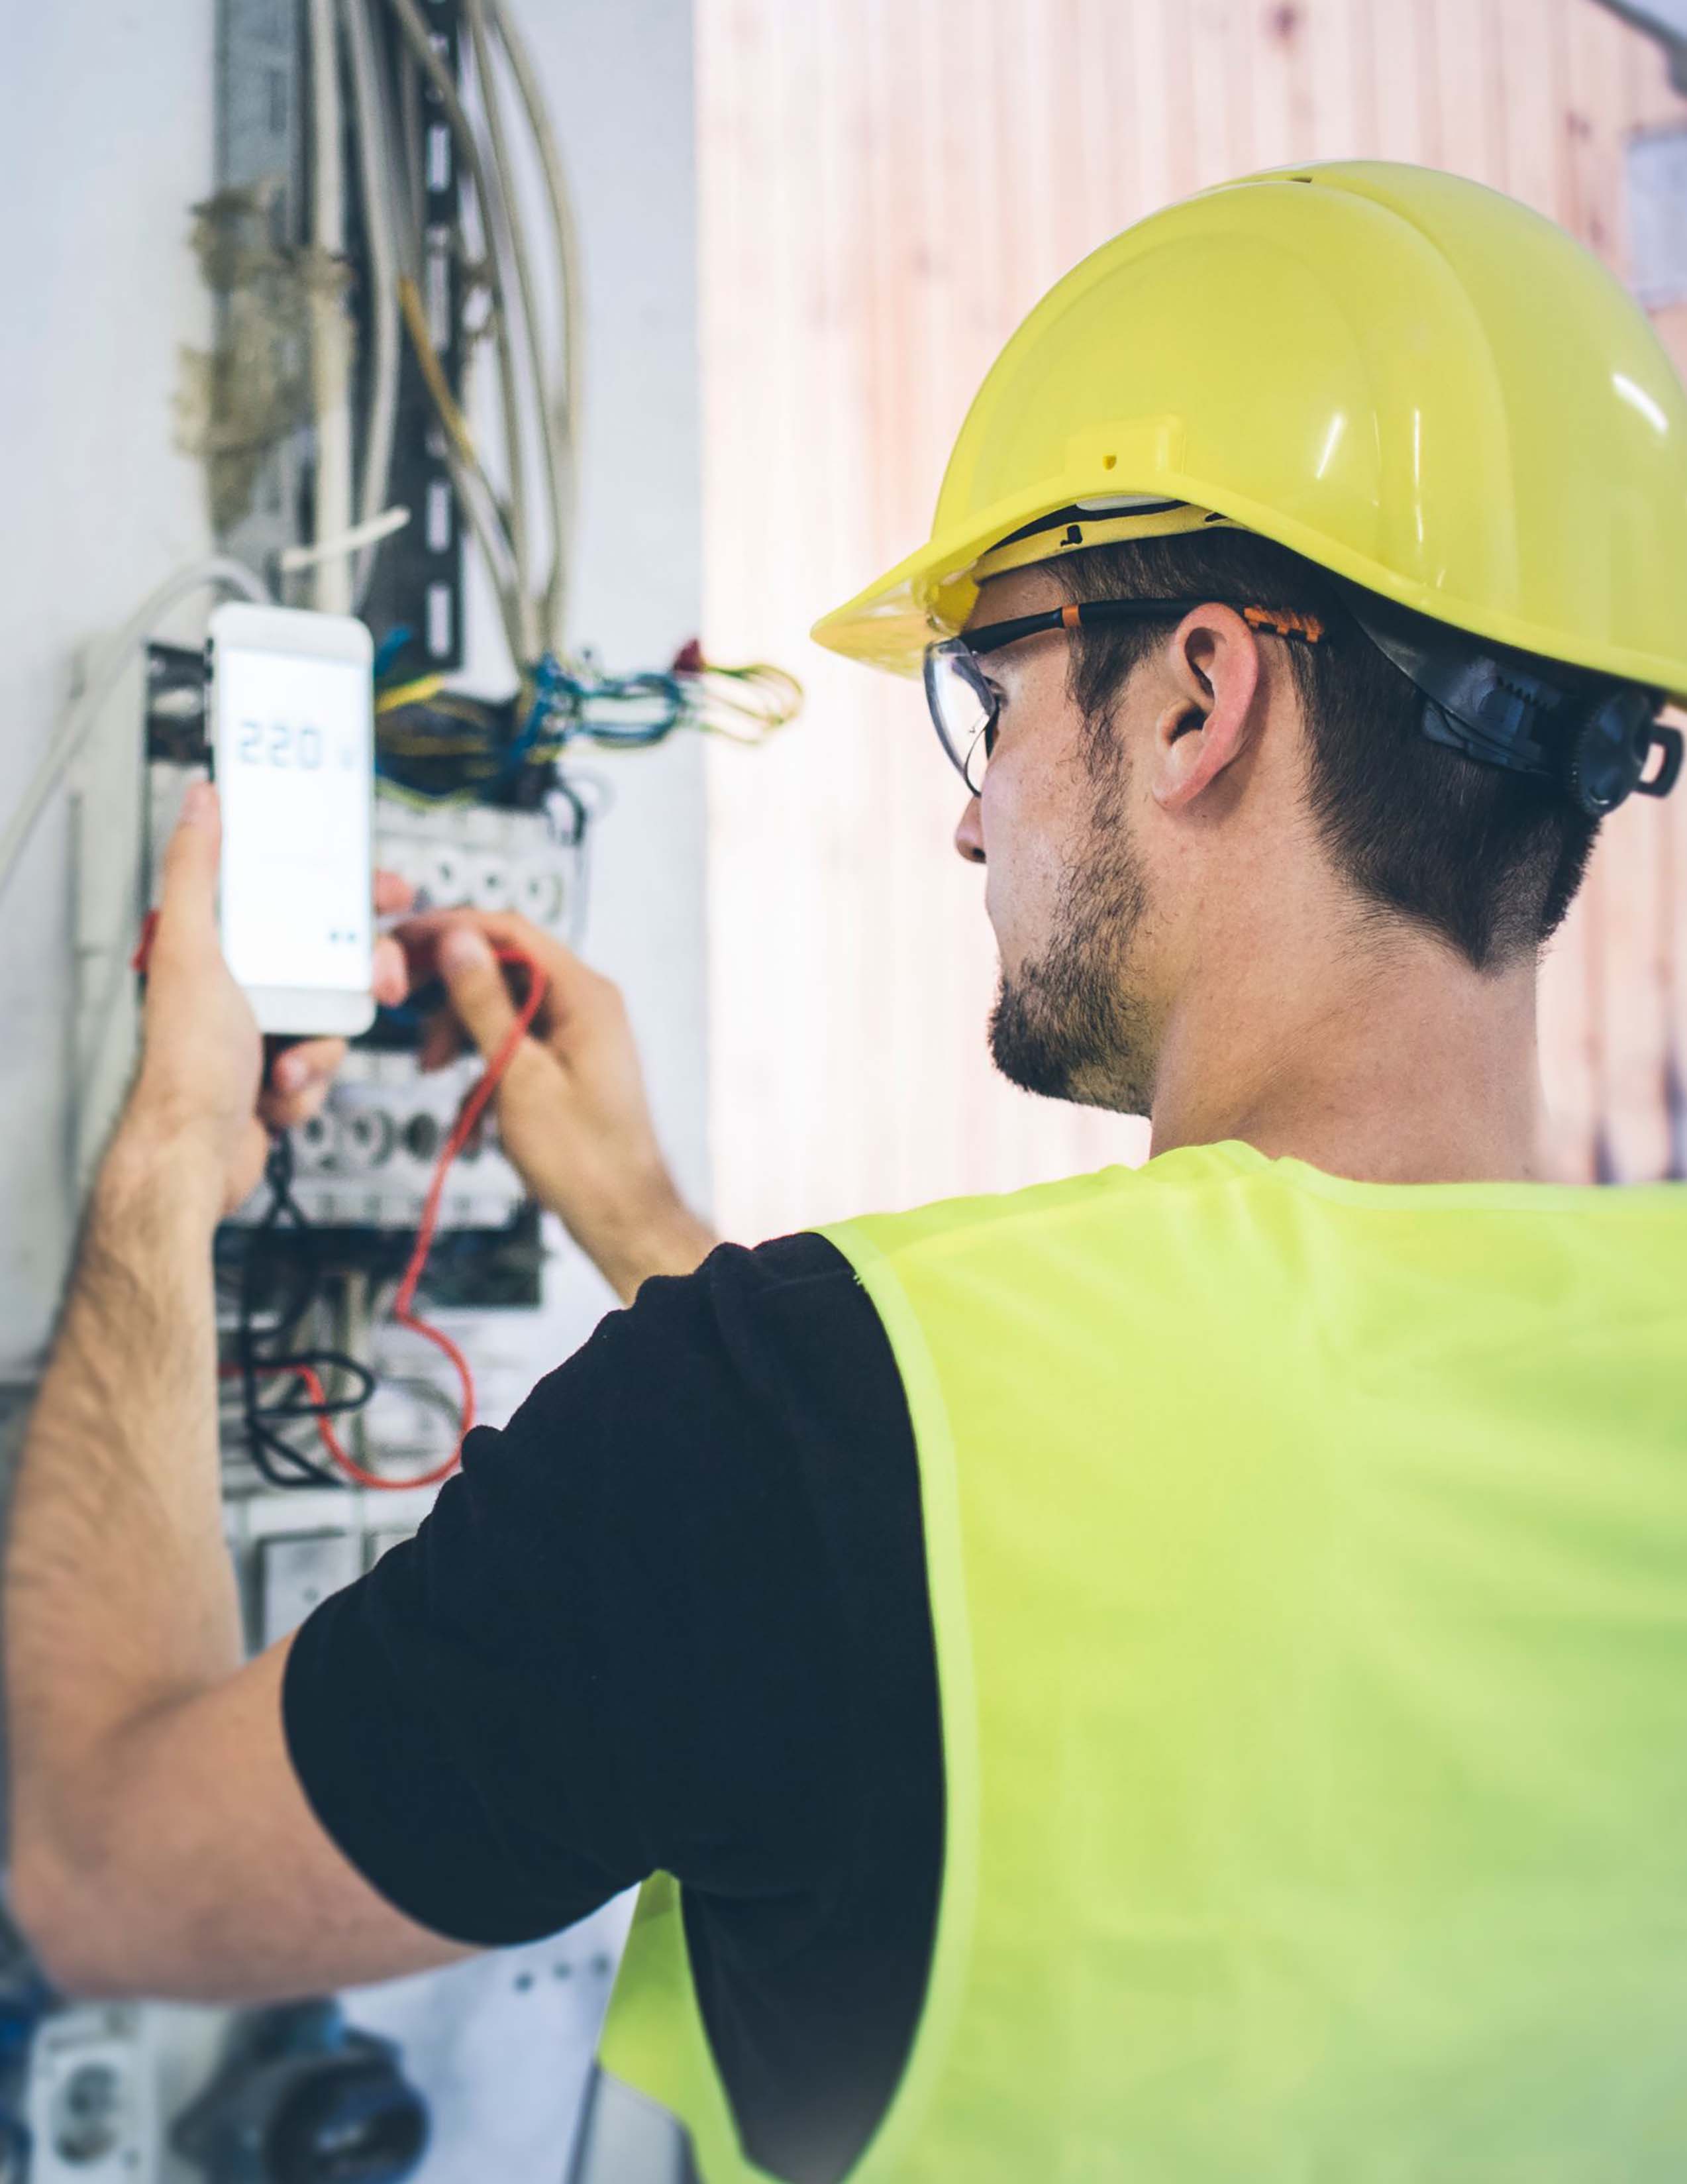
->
xmin=29 ymin=2008 xmax=156 ymax=2184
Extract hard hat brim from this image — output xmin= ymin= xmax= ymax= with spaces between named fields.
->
xmin=811 ymin=458 xmax=1687 ymax=704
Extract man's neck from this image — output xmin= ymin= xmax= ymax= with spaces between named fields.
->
xmin=1146 ymin=930 xmax=1548 ymax=1186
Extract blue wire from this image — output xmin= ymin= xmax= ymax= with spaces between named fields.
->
xmin=376 ymin=650 xmax=699 ymax=803
xmin=372 ymin=625 xmax=415 ymax=681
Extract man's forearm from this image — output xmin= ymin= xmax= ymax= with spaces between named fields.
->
xmin=6 ymin=1123 xmax=236 ymax=1880
xmin=587 ymin=1188 xmax=719 ymax=1306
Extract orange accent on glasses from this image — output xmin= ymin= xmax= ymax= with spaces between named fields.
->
xmin=1243 ymin=606 xmax=1325 ymax=643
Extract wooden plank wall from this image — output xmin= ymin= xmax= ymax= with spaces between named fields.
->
xmin=697 ymin=0 xmax=1687 ymax=1243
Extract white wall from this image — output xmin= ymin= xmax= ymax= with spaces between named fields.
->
xmin=1 ymin=2 xmax=221 ymax=1371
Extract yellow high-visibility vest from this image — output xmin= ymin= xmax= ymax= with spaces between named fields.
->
xmin=586 ymin=1141 xmax=1687 ymax=2181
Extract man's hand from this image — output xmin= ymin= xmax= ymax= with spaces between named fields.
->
xmin=401 ymin=911 xmax=716 ymax=1302
xmin=125 ymin=783 xmax=409 ymax=1216
xmin=7 ymin=780 xmax=468 ymax=2003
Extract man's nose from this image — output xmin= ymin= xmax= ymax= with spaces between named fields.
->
xmin=953 ymin=794 xmax=986 ymax=865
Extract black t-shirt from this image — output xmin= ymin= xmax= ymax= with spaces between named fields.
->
xmin=282 ymin=1234 xmax=943 ymax=2184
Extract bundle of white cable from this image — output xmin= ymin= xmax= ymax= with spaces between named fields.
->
xmin=487 ymin=0 xmax=585 ymax=645
xmin=0 ymin=556 xmax=270 ymax=908
xmin=309 ymin=0 xmax=355 ymax=616
xmin=340 ymin=0 xmax=403 ymax=607
xmin=215 ymin=0 xmax=582 ymax=660
xmin=374 ymin=0 xmax=584 ymax=667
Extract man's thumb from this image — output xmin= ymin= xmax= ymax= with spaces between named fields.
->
xmin=437 ymin=923 xmax=520 ymax=1061
xmin=156 ymin=780 xmax=222 ymax=939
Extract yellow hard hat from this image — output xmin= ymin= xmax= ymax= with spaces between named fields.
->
xmin=811 ymin=160 xmax=1687 ymax=704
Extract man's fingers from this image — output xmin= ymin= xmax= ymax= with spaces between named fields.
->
xmin=374 ymin=867 xmax=415 ymax=917
xmin=260 ymin=1038 xmax=346 ymax=1130
xmin=396 ymin=906 xmax=570 ymax=972
xmin=373 ymin=935 xmax=408 ymax=1008
xmin=395 ymin=908 xmax=603 ymax=1040
xmin=436 ymin=924 xmax=523 ymax=1063
xmin=154 ymin=782 xmax=222 ymax=949
xmin=260 ymin=1078 xmax=332 ymax=1133
xmin=270 ymin=1038 xmax=346 ymax=1095
xmin=417 ymin=1008 xmax=466 ymax=1074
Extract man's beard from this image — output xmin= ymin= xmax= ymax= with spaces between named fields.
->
xmin=987 ymin=796 xmax=1156 ymax=1114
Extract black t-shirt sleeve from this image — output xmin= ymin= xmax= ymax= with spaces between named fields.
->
xmin=281 ymin=1232 xmax=909 ymax=1948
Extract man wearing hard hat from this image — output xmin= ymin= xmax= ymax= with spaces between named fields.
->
xmin=10 ymin=165 xmax=1687 ymax=2183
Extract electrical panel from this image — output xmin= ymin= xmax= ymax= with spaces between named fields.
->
xmin=140 ymin=719 xmax=576 ymax=1281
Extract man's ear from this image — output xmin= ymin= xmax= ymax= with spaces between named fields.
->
xmin=1148 ymin=605 xmax=1264 ymax=811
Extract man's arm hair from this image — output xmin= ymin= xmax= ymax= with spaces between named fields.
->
xmin=4 ymin=1126 xmax=469 ymax=2000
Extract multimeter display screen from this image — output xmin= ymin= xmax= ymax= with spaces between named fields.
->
xmin=216 ymin=647 xmax=374 ymax=992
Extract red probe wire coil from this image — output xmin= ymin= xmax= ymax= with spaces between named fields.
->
xmin=230 ymin=943 xmax=546 ymax=1493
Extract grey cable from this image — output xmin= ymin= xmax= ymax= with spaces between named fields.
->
xmin=0 ymin=556 xmax=270 ymax=908
xmin=308 ymin=0 xmax=354 ymax=615
xmin=463 ymin=0 xmax=568 ymax=658
xmin=439 ymin=430 xmax=529 ymax=668
xmin=487 ymin=0 xmax=584 ymax=648
xmin=342 ymin=0 xmax=403 ymax=604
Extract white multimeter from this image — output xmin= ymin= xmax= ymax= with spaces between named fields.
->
xmin=207 ymin=601 xmax=378 ymax=1037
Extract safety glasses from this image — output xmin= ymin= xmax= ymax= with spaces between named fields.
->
xmin=923 ymin=598 xmax=1326 ymax=794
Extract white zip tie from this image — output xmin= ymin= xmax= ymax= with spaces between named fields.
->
xmin=278 ymin=505 xmax=412 ymax=575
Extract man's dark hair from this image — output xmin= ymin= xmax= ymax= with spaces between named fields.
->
xmin=1053 ymin=529 xmax=1602 ymax=972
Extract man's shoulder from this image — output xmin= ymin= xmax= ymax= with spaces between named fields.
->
xmin=600 ymin=1230 xmax=896 ymax=1402
xmin=821 ymin=1145 xmax=1244 ymax=1271
xmin=632 ymin=1229 xmax=870 ymax=1320
xmin=615 ymin=1147 xmax=1258 ymax=1341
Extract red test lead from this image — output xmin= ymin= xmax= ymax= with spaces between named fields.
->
xmin=229 ymin=941 xmax=547 ymax=1494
